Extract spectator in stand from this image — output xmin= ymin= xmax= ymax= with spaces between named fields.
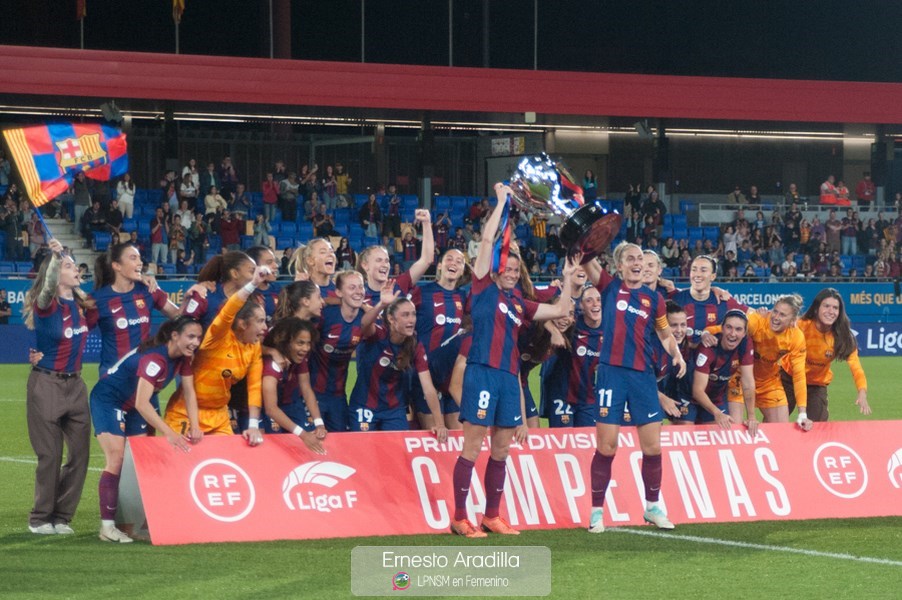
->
xmin=72 ymin=171 xmax=92 ymax=236
xmin=279 ymin=172 xmax=300 ymax=222
xmin=641 ymin=190 xmax=666 ymax=227
xmin=336 ymin=237 xmax=356 ymax=270
xmin=0 ymin=198 xmax=21 ymax=259
xmin=383 ymin=185 xmax=402 ymax=242
xmin=149 ymin=207 xmax=168 ymax=266
xmin=625 ymin=183 xmax=643 ymax=215
xmin=583 ymin=170 xmax=598 ymax=201
xmin=785 ymin=182 xmax=802 ymax=205
xmin=840 ymin=208 xmax=859 ymax=255
xmin=179 ymin=172 xmax=197 ymax=208
xmin=299 ymin=164 xmax=318 ymax=208
xmin=855 ymin=172 xmax=876 ymax=208
xmin=785 ymin=202 xmax=802 ymax=228
xmin=182 ymin=158 xmax=200 ymax=190
xmin=262 ymin=172 xmax=279 ymax=224
xmin=400 ymin=229 xmax=419 ymax=270
xmin=819 ymin=174 xmax=837 ymax=205
xmin=219 ymin=156 xmax=239 ymax=199
xmin=189 ymin=212 xmax=210 ymax=265
xmin=809 ymin=215 xmax=825 ymax=248
xmin=722 ymin=225 xmax=739 ymax=257
xmin=253 ymin=214 xmax=271 ymax=248
xmin=273 ymin=160 xmax=287 ymax=185
xmin=176 ymin=248 xmax=195 ymax=275
xmin=116 ymin=173 xmax=136 ymax=219
xmin=82 ymin=200 xmax=106 ymax=245
xmin=433 ymin=212 xmax=451 ymax=250
xmin=747 ymin=185 xmax=762 ymax=204
xmin=105 ymin=199 xmax=123 ymax=235
xmin=530 ymin=212 xmax=548 ymax=257
xmin=334 ymin=162 xmax=351 ymax=208
xmin=467 ymin=231 xmax=480 ymax=261
xmin=624 ymin=209 xmax=642 ymax=243
xmin=825 ymin=209 xmax=842 ymax=253
xmin=835 ymin=180 xmax=851 ymax=207
xmin=799 ymin=254 xmax=814 ymax=278
xmin=175 ymin=199 xmax=194 ymax=230
xmin=468 ymin=198 xmax=488 ymax=227
xmin=304 ymin=190 xmax=321 ymax=222
xmin=26 ymin=211 xmax=46 ymax=258
xmin=312 ymin=204 xmax=335 ymax=237
xmin=721 ymin=249 xmax=738 ymax=277
xmin=230 ymin=183 xmax=251 ymax=215
xmin=546 ymin=225 xmax=563 ymax=259
xmin=861 ymin=218 xmax=880 ymax=256
xmin=449 ymin=227 xmax=467 ymax=252
xmin=359 ymin=194 xmax=382 ymax=238
xmin=168 ymin=215 xmax=186 ymax=264
xmin=768 ymin=238 xmax=785 ymax=267
xmin=219 ymin=209 xmax=243 ymax=252
xmin=783 ymin=218 xmax=801 ymax=253
xmin=204 ymin=185 xmax=228 ymax=233
xmin=199 ymin=162 xmax=219 ymax=199
xmin=321 ymin=165 xmax=338 ymax=211
xmin=799 ymin=218 xmax=812 ymax=252
xmin=727 ymin=185 xmax=747 ymax=204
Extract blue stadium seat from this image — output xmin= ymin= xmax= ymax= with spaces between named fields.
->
xmin=362 ymin=236 xmax=381 ymax=248
xmin=0 ymin=261 xmax=15 ymax=274
xmin=402 ymin=195 xmax=419 ymax=209
xmin=354 ymin=194 xmax=369 ymax=208
xmin=121 ymin=218 xmax=137 ymax=233
xmin=279 ymin=221 xmax=298 ymax=236
xmin=840 ymin=255 xmax=853 ymax=269
xmin=298 ymin=223 xmax=314 ymax=241
xmin=689 ymin=227 xmax=704 ymax=242
xmin=137 ymin=221 xmax=151 ymax=237
xmin=276 ymin=236 xmax=294 ymax=250
xmin=158 ymin=263 xmax=176 ymax=277
xmin=703 ymin=226 xmax=720 ymax=242
xmin=663 ymin=215 xmax=674 ymax=226
xmin=15 ymin=261 xmax=33 ymax=274
xmin=434 ymin=196 xmax=451 ymax=211
xmin=671 ymin=214 xmax=688 ymax=227
xmin=450 ymin=196 xmax=469 ymax=210
xmin=852 ymin=255 xmax=866 ymax=270
xmin=240 ymin=235 xmax=255 ymax=249
xmin=93 ymin=232 xmax=112 ymax=252
xmin=673 ymin=227 xmax=688 ymax=240
xmin=207 ymin=235 xmax=222 ymax=254
xmin=661 ymin=226 xmax=674 ymax=239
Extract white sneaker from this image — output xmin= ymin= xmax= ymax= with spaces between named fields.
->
xmin=643 ymin=505 xmax=675 ymax=530
xmin=28 ymin=522 xmax=56 ymax=535
xmin=53 ymin=522 xmax=75 ymax=535
xmin=99 ymin=524 xmax=133 ymax=543
xmin=587 ymin=507 xmax=605 ymax=533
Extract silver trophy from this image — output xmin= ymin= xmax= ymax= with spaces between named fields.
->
xmin=509 ymin=153 xmax=621 ymax=263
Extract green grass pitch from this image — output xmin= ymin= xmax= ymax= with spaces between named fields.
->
xmin=1 ymin=359 xmax=900 ymax=599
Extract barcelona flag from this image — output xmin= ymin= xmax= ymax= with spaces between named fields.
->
xmin=2 ymin=122 xmax=128 ymax=207
xmin=491 ymin=194 xmax=513 ymax=273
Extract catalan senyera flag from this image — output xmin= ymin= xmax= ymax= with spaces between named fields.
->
xmin=2 ymin=123 xmax=128 ymax=207
xmin=173 ymin=0 xmax=185 ymax=24
xmin=491 ymin=194 xmax=513 ymax=273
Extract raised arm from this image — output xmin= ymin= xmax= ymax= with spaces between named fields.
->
xmin=473 ymin=183 xmax=511 ymax=279
xmin=408 ymin=208 xmax=435 ymax=284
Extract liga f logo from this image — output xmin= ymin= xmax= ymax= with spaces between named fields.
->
xmin=282 ymin=461 xmax=358 ymax=512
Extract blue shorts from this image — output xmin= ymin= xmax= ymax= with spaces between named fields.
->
xmin=596 ymin=365 xmax=662 ymax=426
xmin=521 ymin=384 xmax=540 ymax=420
xmin=547 ymin=398 xmax=597 ymax=428
xmin=348 ymin=404 xmax=409 ymax=432
xmin=460 ymin=363 xmax=522 ymax=428
xmin=90 ymin=390 xmax=160 ymax=437
xmin=316 ymin=393 xmax=349 ymax=432
xmin=684 ymin=395 xmax=728 ymax=424
xmin=411 ymin=378 xmax=461 ymax=416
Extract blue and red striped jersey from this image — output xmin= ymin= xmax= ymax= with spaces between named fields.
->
xmin=253 ymin=282 xmax=282 ymax=326
xmin=670 ymin=289 xmax=747 ymax=344
xmin=90 ymin=282 xmax=169 ymax=373
xmin=468 ymin=272 xmax=538 ymax=375
xmin=262 ymin=355 xmax=308 ymax=407
xmin=427 ymin=331 xmax=470 ymax=394
xmin=34 ymin=297 xmax=91 ymax=373
xmin=694 ymin=334 xmax=754 ymax=403
xmin=410 ymin=282 xmax=468 ymax=353
xmin=95 ymin=344 xmax=192 ymax=411
xmin=657 ymin=341 xmax=696 ymax=403
xmin=350 ymin=324 xmax=428 ymax=410
xmin=363 ymin=271 xmax=413 ymax=306
xmin=308 ymin=304 xmax=363 ymax=397
xmin=319 ymin=280 xmax=337 ymax=300
xmin=182 ymin=284 xmax=228 ymax=331
xmin=596 ymin=270 xmax=667 ymax=373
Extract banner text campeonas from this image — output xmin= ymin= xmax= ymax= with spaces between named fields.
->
xmin=127 ymin=422 xmax=902 ymax=545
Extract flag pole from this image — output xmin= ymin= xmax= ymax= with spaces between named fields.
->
xmin=80 ymin=19 xmax=84 ymax=50
xmin=175 ymin=22 xmax=180 ymax=54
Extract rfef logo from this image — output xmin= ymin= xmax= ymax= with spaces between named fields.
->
xmin=189 ymin=459 xmax=256 ymax=522
xmin=813 ymin=442 xmax=868 ymax=499
xmin=282 ymin=461 xmax=358 ymax=512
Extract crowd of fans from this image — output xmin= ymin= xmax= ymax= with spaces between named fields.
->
xmin=1 ymin=148 xmax=900 ymax=285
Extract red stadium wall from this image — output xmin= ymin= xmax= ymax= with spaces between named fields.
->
xmin=2 ymin=45 xmax=902 ymax=124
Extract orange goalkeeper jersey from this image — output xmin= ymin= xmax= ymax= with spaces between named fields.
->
xmin=787 ymin=318 xmax=867 ymax=390
xmin=168 ymin=291 xmax=262 ymax=411
xmin=748 ymin=312 xmax=807 ymax=405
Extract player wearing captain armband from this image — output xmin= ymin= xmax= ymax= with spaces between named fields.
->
xmin=582 ymin=242 xmax=686 ymax=534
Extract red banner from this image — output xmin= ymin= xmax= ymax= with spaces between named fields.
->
xmin=128 ymin=422 xmax=902 ymax=545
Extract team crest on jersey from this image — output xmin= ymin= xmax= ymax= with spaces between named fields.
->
xmin=359 ymin=422 xmax=370 ymax=431
xmin=521 ymin=353 xmax=532 ymax=362
xmin=624 ymin=411 xmax=632 ymax=423
xmin=455 ymin=301 xmax=463 ymax=311
xmin=560 ymin=414 xmax=570 ymax=425
xmin=222 ymin=369 xmax=233 ymax=379
xmin=777 ymin=350 xmax=789 ymax=357
xmin=119 ymin=422 xmax=126 ymax=432
xmin=135 ymin=298 xmax=146 ymax=309
xmin=514 ymin=303 xmax=523 ymax=313
xmin=477 ymin=409 xmax=487 ymax=420
xmin=707 ymin=313 xmax=717 ymax=323
xmin=680 ymin=405 xmax=689 ymax=415
xmin=732 ymin=359 xmax=740 ymax=368
xmin=351 ymin=336 xmax=360 ymax=345
xmin=825 ymin=350 xmax=834 ymax=358
xmin=598 ymin=407 xmax=608 ymax=418
xmin=640 ymin=298 xmax=651 ymax=308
